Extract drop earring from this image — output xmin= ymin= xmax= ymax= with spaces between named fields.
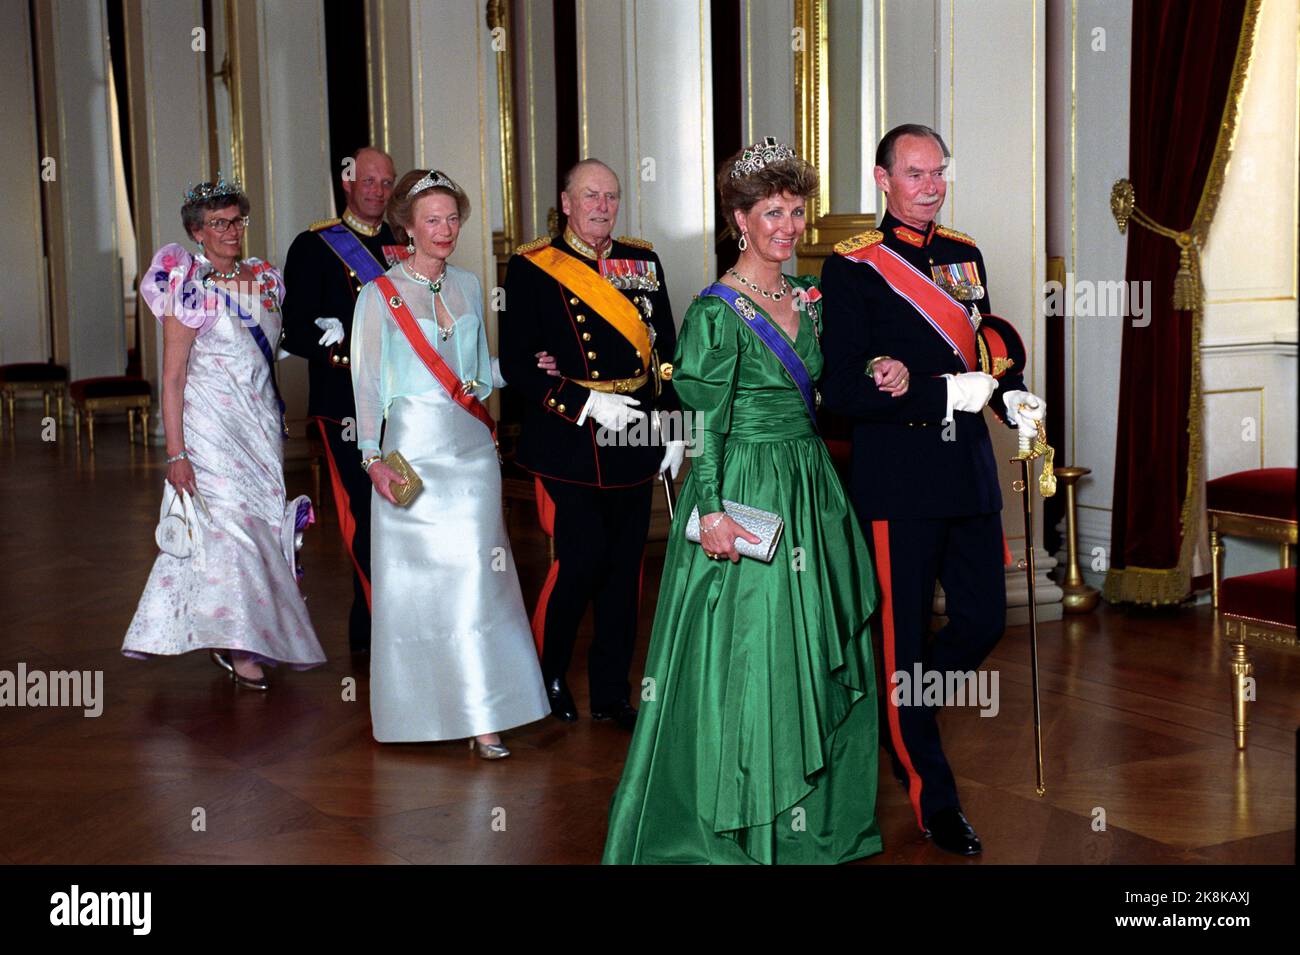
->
xmin=406 ymin=238 xmax=415 ymax=255
xmin=738 ymin=232 xmax=748 ymax=252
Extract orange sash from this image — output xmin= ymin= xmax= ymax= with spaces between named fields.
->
xmin=524 ymin=245 xmax=651 ymax=359
xmin=842 ymin=242 xmax=978 ymax=370
xmin=373 ymin=276 xmax=496 ymax=439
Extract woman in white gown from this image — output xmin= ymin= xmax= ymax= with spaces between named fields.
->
xmin=123 ymin=177 xmax=326 ymax=687
xmin=351 ymin=168 xmax=549 ymax=757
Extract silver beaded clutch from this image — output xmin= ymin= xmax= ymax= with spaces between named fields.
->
xmin=684 ymin=500 xmax=785 ymax=563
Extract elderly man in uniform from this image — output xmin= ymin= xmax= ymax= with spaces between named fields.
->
xmin=499 ymin=159 xmax=684 ymax=731
xmin=281 ymin=146 xmax=406 ymax=656
xmin=819 ymin=124 xmax=1046 ymax=855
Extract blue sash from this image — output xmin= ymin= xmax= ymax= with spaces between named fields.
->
xmin=217 ymin=287 xmax=289 ymax=437
xmin=318 ymin=225 xmax=385 ymax=283
xmin=700 ymin=283 xmax=818 ymax=429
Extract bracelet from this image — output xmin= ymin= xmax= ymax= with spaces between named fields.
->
xmin=361 ymin=454 xmax=382 ymax=472
xmin=165 ymin=450 xmax=189 ymax=465
xmin=701 ymin=513 xmax=726 ymax=533
xmin=865 ymin=355 xmax=893 ymax=377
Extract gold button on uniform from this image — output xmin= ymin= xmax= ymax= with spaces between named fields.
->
xmin=557 ymin=404 xmax=566 ymax=413
xmin=547 ymin=398 xmax=557 ymax=407
xmin=591 ymin=371 xmax=601 ymax=379
xmin=576 ymin=314 xmax=586 ymax=324
xmin=582 ymin=332 xmax=592 ymax=341
xmin=569 ymin=296 xmax=579 ymax=305
xmin=587 ymin=351 xmax=597 ymax=360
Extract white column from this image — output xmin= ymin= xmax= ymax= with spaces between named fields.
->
xmin=123 ymin=0 xmax=211 ymax=435
xmin=517 ymin=0 xmax=558 ymax=240
xmin=0 ymin=0 xmax=49 ymax=366
xmin=36 ymin=0 xmax=126 ymax=380
xmin=579 ymin=0 xmax=716 ymax=322
xmin=1047 ymin=0 xmax=1132 ymax=588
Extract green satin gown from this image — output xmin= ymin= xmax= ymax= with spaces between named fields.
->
xmin=602 ymin=275 xmax=883 ymax=864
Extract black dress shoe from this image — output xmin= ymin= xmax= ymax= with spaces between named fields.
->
xmin=546 ymin=677 xmax=578 ymax=722
xmin=590 ymin=700 xmax=637 ymax=731
xmin=924 ymin=808 xmax=982 ymax=856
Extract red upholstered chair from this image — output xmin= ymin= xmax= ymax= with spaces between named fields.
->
xmin=0 ymin=362 xmax=68 ymax=431
xmin=1206 ymin=468 xmax=1297 ymax=608
xmin=69 ymin=376 xmax=152 ymax=451
xmin=1220 ymin=567 xmax=1297 ymax=749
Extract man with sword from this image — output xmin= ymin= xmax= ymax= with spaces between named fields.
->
xmin=820 ymin=124 xmax=1047 ymax=855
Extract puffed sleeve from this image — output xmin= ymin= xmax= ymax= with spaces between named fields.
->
xmin=673 ymin=296 xmax=740 ymax=517
xmin=140 ymin=243 xmax=219 ymax=335
xmin=350 ymin=282 xmax=386 ymax=456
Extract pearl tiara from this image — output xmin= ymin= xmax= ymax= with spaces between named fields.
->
xmin=183 ymin=171 xmax=243 ymax=203
xmin=407 ymin=169 xmax=458 ymax=198
xmin=730 ymin=137 xmax=797 ymax=179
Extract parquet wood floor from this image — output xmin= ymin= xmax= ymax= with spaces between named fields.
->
xmin=0 ymin=412 xmax=1294 ymax=864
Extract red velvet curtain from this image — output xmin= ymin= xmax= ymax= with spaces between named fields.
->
xmin=1105 ymin=0 xmax=1251 ymax=605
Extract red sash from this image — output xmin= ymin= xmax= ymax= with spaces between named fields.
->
xmin=842 ymin=242 xmax=978 ymax=370
xmin=373 ymin=276 xmax=496 ymax=440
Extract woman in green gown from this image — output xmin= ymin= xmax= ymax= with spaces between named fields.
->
xmin=602 ymin=139 xmax=912 ymax=864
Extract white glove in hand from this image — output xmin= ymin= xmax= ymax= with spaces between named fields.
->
xmin=314 ymin=317 xmax=345 ymax=347
xmin=943 ymin=372 xmax=999 ymax=420
xmin=578 ymin=391 xmax=646 ymax=431
xmin=490 ymin=356 xmax=507 ymax=388
xmin=658 ymin=440 xmax=687 ymax=479
xmin=1002 ymin=389 xmax=1046 ymax=432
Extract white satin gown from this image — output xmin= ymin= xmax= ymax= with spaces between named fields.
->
xmin=351 ymin=262 xmax=549 ymax=742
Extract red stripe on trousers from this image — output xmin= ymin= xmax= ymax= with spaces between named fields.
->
xmin=872 ymin=519 xmax=926 ymax=830
xmin=316 ymin=419 xmax=372 ymax=609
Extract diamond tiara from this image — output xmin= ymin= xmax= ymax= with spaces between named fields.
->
xmin=408 ymin=169 xmax=458 ymax=199
xmin=730 ymin=137 xmax=797 ymax=179
xmin=183 ymin=171 xmax=243 ymax=204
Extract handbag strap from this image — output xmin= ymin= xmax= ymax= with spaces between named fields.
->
xmin=373 ymin=276 xmax=496 ymax=441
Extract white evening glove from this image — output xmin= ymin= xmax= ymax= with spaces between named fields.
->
xmin=1002 ymin=389 xmax=1046 ymax=432
xmin=658 ymin=440 xmax=687 ymax=479
xmin=490 ymin=356 xmax=507 ymax=388
xmin=577 ymin=391 xmax=646 ymax=431
xmin=942 ymin=372 xmax=999 ymax=421
xmin=314 ymin=317 xmax=345 ymax=347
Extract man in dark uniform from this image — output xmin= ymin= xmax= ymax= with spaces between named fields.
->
xmin=499 ymin=159 xmax=683 ymax=731
xmin=820 ymin=124 xmax=1045 ymax=855
xmin=281 ymin=146 xmax=405 ymax=655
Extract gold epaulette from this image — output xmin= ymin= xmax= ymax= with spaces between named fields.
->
xmin=514 ymin=234 xmax=553 ymax=255
xmin=309 ymin=217 xmax=341 ymax=232
xmin=935 ymin=225 xmax=977 ymax=246
xmin=617 ymin=235 xmax=654 ymax=251
xmin=833 ymin=230 xmax=884 ymax=256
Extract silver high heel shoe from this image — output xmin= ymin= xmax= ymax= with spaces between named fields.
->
xmin=210 ymin=650 xmax=234 ymax=674
xmin=468 ymin=737 xmax=510 ymax=760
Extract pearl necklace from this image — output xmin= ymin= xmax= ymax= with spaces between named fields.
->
xmin=402 ymin=261 xmax=452 ymax=340
xmin=728 ymin=268 xmax=788 ymax=302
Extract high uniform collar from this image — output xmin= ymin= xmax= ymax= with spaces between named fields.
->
xmin=880 ymin=211 xmax=937 ymax=248
xmin=342 ymin=208 xmax=382 ymax=238
xmin=563 ymin=224 xmax=612 ymax=261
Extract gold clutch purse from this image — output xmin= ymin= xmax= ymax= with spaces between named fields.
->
xmin=383 ymin=450 xmax=423 ymax=507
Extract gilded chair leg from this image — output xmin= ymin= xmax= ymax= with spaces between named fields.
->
xmin=142 ymin=402 xmax=151 ymax=445
xmin=1281 ymin=543 xmax=1292 ymax=570
xmin=57 ymin=393 xmax=65 ymax=424
xmin=127 ymin=409 xmax=136 ymax=444
xmin=1209 ymin=526 xmax=1223 ymax=610
xmin=5 ymin=394 xmax=13 ymax=432
xmin=74 ymin=409 xmax=81 ymax=446
xmin=1229 ymin=641 xmax=1252 ymax=750
xmin=87 ymin=413 xmax=96 ymax=453
xmin=43 ymin=392 xmax=50 ymax=418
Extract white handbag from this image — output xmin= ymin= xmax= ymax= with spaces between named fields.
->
xmin=155 ymin=484 xmax=209 ymax=562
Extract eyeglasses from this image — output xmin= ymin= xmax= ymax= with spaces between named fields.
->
xmin=205 ymin=215 xmax=250 ymax=233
